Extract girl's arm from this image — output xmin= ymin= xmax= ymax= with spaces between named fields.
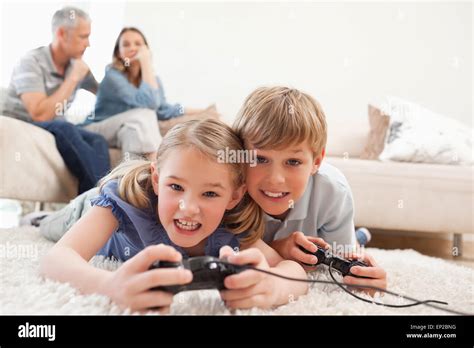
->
xmin=40 ymin=206 xmax=192 ymax=312
xmin=40 ymin=206 xmax=119 ymax=294
xmin=219 ymin=241 xmax=309 ymax=309
xmin=245 ymin=238 xmax=283 ymax=267
xmin=249 ymin=239 xmax=308 ymax=304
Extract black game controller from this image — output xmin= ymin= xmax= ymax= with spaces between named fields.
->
xmin=299 ymin=245 xmax=371 ymax=278
xmin=149 ymin=256 xmax=248 ymax=294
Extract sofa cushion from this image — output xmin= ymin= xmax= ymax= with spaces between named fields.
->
xmin=0 ymin=116 xmax=78 ymax=202
xmin=325 ymin=156 xmax=473 ymax=234
xmin=360 ymin=104 xmax=390 ymax=160
xmin=375 ymin=96 xmax=473 ymax=165
xmin=0 ymin=87 xmax=7 ymax=115
xmin=0 ymin=116 xmax=122 ymax=203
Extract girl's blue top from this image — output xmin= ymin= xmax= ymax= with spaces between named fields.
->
xmin=91 ymin=179 xmax=240 ymax=261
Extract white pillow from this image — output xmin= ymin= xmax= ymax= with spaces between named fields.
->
xmin=375 ymin=96 xmax=473 ymax=165
xmin=65 ymin=89 xmax=96 ymax=125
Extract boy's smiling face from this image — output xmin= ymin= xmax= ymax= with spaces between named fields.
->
xmin=245 ymin=141 xmax=324 ymax=219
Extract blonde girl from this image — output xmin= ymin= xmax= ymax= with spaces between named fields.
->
xmin=40 ymin=119 xmax=308 ymax=313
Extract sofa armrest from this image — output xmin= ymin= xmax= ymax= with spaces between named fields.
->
xmin=0 ymin=116 xmax=78 ymax=202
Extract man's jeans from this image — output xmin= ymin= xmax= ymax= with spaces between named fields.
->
xmin=34 ymin=120 xmax=110 ymax=194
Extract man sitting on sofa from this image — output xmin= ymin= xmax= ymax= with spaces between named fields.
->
xmin=2 ymin=6 xmax=110 ymax=194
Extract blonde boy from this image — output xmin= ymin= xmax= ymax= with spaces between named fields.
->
xmin=233 ymin=87 xmax=386 ymax=293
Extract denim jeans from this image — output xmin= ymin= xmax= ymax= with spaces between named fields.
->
xmin=34 ymin=120 xmax=110 ymax=194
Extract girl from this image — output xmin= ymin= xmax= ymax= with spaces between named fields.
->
xmin=40 ymin=119 xmax=308 ymax=313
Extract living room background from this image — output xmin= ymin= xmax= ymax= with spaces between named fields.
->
xmin=1 ymin=1 xmax=472 ymax=127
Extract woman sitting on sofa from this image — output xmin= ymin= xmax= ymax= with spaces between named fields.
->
xmin=81 ymin=27 xmax=219 ymax=159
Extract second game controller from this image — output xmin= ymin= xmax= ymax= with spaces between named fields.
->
xmin=149 ymin=256 xmax=248 ymax=294
xmin=299 ymin=245 xmax=371 ymax=278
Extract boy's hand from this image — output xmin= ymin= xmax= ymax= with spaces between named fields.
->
xmin=343 ymin=252 xmax=387 ymax=297
xmin=100 ymin=244 xmax=192 ymax=314
xmin=271 ymin=231 xmax=330 ymax=271
xmin=218 ymin=246 xmax=279 ymax=309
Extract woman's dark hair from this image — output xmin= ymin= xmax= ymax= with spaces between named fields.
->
xmin=112 ymin=27 xmax=149 ymax=72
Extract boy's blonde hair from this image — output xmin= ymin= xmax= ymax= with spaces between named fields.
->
xmin=99 ymin=119 xmax=264 ymax=247
xmin=233 ymin=86 xmax=327 ymax=156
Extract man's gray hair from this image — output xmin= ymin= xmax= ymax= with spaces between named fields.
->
xmin=52 ymin=7 xmax=91 ymax=33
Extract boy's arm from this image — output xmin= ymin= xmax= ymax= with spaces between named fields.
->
xmin=269 ymin=183 xmax=354 ymax=268
xmin=317 ymin=187 xmax=356 ymax=248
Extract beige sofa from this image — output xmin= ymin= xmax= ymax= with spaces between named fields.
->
xmin=0 ymin=115 xmax=122 ymax=202
xmin=324 ymin=119 xmax=473 ymax=254
xmin=1 ymin=93 xmax=472 ymax=249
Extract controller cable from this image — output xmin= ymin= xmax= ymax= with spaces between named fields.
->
xmin=212 ymin=261 xmax=470 ymax=315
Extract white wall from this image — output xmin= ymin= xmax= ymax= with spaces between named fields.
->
xmin=122 ymin=1 xmax=472 ymax=128
xmin=1 ymin=1 xmax=472 ymax=128
xmin=0 ymin=1 xmax=125 ymax=83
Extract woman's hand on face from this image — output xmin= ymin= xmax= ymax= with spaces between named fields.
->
xmin=343 ymin=252 xmax=387 ymax=297
xmin=100 ymin=244 xmax=192 ymax=314
xmin=218 ymin=246 xmax=280 ymax=310
xmin=135 ymin=45 xmax=153 ymax=66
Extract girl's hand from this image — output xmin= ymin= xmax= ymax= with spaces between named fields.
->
xmin=343 ymin=252 xmax=387 ymax=297
xmin=218 ymin=246 xmax=280 ymax=309
xmin=271 ymin=232 xmax=330 ymax=271
xmin=100 ymin=244 xmax=192 ymax=313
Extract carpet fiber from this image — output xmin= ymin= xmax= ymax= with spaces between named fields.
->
xmin=1 ymin=227 xmax=472 ymax=315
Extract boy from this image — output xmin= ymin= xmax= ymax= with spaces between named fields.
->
xmin=230 ymin=86 xmax=387 ymax=294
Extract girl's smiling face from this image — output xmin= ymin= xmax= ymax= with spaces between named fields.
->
xmin=151 ymin=147 xmax=245 ymax=249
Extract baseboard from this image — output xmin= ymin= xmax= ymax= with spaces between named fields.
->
xmin=368 ymin=228 xmax=474 ymax=261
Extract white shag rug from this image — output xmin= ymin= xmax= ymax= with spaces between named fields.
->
xmin=1 ymin=226 xmax=473 ymax=315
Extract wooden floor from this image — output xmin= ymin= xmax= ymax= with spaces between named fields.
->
xmin=368 ymin=229 xmax=474 ymax=269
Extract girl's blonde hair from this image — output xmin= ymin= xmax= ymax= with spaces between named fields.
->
xmin=233 ymin=86 xmax=328 ymax=157
xmin=99 ymin=119 xmax=264 ymax=247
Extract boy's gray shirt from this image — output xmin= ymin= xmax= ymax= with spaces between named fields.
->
xmin=263 ymin=162 xmax=356 ymax=249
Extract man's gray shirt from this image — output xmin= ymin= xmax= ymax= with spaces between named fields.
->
xmin=2 ymin=45 xmax=97 ymax=122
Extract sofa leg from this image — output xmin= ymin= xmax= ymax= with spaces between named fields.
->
xmin=34 ymin=202 xmax=45 ymax=212
xmin=452 ymin=233 xmax=463 ymax=257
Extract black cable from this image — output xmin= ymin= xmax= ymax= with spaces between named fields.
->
xmin=211 ymin=261 xmax=471 ymax=315
xmin=326 ymin=262 xmax=467 ymax=314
